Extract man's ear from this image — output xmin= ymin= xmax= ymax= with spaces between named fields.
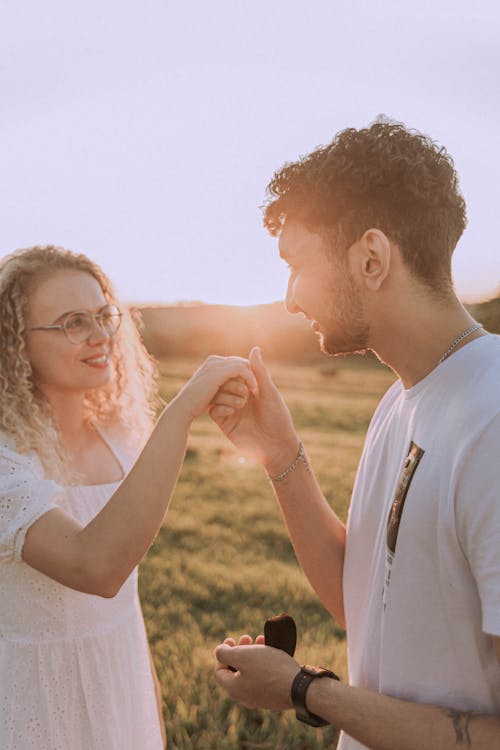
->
xmin=349 ymin=229 xmax=391 ymax=291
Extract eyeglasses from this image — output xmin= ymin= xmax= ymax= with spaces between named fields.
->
xmin=30 ymin=304 xmax=123 ymax=344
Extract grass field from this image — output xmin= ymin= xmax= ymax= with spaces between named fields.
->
xmin=139 ymin=356 xmax=395 ymax=749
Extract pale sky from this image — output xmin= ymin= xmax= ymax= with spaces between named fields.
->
xmin=2 ymin=0 xmax=499 ymax=305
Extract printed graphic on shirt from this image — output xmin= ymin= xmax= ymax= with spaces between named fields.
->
xmin=386 ymin=441 xmax=425 ymax=554
xmin=383 ymin=441 xmax=425 ymax=611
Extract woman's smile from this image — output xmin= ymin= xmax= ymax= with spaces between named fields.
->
xmin=81 ymin=352 xmax=110 ymax=369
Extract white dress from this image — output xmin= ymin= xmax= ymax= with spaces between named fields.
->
xmin=0 ymin=430 xmax=163 ymax=750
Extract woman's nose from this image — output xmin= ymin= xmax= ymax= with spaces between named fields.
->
xmin=87 ymin=317 xmax=110 ymax=344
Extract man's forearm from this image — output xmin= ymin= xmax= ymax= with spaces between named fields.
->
xmin=270 ymin=456 xmax=346 ymax=626
xmin=307 ymin=678 xmax=500 ymax=750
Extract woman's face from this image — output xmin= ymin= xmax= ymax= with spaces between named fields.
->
xmin=24 ymin=269 xmax=115 ymax=399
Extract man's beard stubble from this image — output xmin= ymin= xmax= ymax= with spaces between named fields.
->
xmin=319 ymin=277 xmax=370 ymax=358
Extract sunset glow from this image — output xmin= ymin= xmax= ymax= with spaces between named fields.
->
xmin=2 ymin=1 xmax=498 ymax=305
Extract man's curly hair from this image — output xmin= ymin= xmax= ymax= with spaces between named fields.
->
xmin=0 ymin=245 xmax=159 ymax=482
xmin=263 ymin=120 xmax=467 ymax=290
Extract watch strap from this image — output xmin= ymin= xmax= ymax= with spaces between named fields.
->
xmin=291 ymin=665 xmax=339 ymax=728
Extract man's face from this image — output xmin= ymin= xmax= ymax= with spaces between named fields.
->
xmin=279 ymin=221 xmax=370 ymax=356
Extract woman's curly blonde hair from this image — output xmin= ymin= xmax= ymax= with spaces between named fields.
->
xmin=0 ymin=245 xmax=159 ymax=482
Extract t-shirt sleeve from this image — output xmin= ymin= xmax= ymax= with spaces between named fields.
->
xmin=456 ymin=415 xmax=500 ymax=637
xmin=0 ymin=445 xmax=63 ymax=563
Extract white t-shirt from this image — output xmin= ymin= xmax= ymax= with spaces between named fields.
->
xmin=339 ymin=334 xmax=500 ymax=750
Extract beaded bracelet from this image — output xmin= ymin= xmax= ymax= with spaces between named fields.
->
xmin=267 ymin=442 xmax=312 ymax=482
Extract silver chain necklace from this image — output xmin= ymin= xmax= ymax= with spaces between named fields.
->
xmin=438 ymin=323 xmax=483 ymax=365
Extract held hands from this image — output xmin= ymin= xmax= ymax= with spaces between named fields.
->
xmin=175 ymin=355 xmax=258 ymax=421
xmin=175 ymin=347 xmax=301 ymax=474
xmin=214 ymin=634 xmax=299 ymax=711
xmin=209 ymin=347 xmax=300 ymax=473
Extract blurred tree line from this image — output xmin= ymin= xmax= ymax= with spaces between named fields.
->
xmin=135 ymin=296 xmax=500 ymax=363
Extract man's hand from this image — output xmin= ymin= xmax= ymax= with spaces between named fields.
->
xmin=175 ymin=354 xmax=258 ymax=421
xmin=214 ymin=635 xmax=299 ymax=712
xmin=209 ymin=347 xmax=300 ymax=475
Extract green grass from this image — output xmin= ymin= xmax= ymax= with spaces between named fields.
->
xmin=139 ymin=357 xmax=395 ymax=749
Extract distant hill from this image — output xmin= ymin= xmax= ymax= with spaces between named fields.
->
xmin=468 ymin=296 xmax=500 ymax=336
xmin=136 ymin=301 xmax=319 ymax=362
xmin=135 ymin=296 xmax=500 ymax=362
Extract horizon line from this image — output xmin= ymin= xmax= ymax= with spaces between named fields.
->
xmin=124 ymin=291 xmax=499 ymax=309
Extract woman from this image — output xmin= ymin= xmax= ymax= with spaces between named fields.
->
xmin=0 ymin=245 xmax=255 ymax=749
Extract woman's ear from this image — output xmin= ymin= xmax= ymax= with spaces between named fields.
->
xmin=349 ymin=229 xmax=391 ymax=291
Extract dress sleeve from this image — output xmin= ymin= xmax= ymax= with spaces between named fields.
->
xmin=0 ymin=442 xmax=64 ymax=563
xmin=455 ymin=415 xmax=500 ymax=637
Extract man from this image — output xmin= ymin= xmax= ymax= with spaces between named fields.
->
xmin=209 ymin=121 xmax=500 ymax=749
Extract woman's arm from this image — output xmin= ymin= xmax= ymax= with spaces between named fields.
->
xmin=22 ymin=356 xmax=256 ymax=596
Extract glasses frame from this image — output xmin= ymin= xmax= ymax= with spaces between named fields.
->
xmin=29 ymin=304 xmax=123 ymax=345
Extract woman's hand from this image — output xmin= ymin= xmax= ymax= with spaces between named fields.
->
xmin=174 ymin=355 xmax=258 ymax=422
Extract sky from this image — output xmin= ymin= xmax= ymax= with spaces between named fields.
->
xmin=1 ymin=0 xmax=499 ymax=306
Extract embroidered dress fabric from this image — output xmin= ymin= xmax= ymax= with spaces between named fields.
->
xmin=0 ymin=433 xmax=163 ymax=750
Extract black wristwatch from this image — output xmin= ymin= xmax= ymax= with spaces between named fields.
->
xmin=291 ymin=664 xmax=339 ymax=727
